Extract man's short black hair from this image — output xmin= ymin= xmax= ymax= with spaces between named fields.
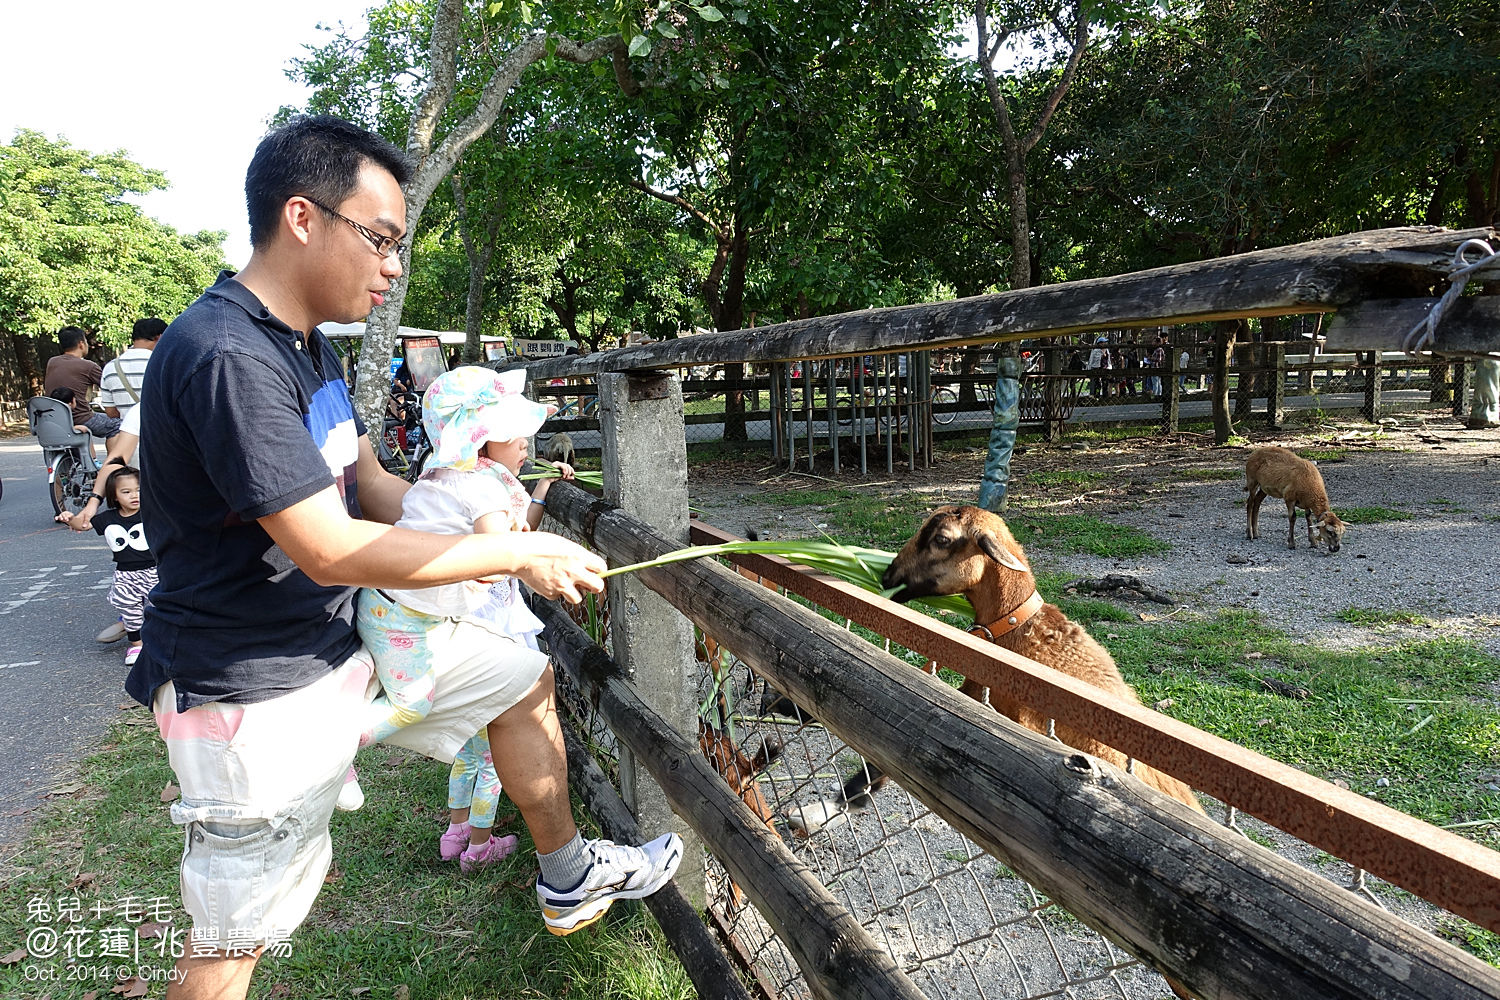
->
xmin=245 ymin=115 xmax=414 ymax=249
xmin=58 ymin=326 xmax=89 ymax=352
xmin=132 ymin=317 xmax=167 ymax=343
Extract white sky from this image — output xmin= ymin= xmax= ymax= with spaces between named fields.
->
xmin=2 ymin=1 xmax=374 ymax=269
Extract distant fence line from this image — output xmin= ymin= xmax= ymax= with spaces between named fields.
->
xmin=532 ymin=343 xmax=1477 ymax=472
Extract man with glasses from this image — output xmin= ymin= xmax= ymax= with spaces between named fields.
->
xmin=134 ymin=116 xmax=680 ymax=1000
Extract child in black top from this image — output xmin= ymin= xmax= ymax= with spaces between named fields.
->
xmin=61 ymin=466 xmax=156 ymax=665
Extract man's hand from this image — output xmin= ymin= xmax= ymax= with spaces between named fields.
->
xmin=56 ymin=508 xmax=91 ymax=532
xmin=505 ymin=531 xmax=606 ymax=604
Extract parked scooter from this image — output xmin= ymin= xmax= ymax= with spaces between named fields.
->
xmin=27 ymin=396 xmax=100 ymax=517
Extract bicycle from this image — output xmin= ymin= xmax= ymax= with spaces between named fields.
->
xmin=553 ymin=394 xmax=599 ymax=419
xmin=377 ymin=390 xmax=432 ymax=482
xmin=930 ymin=382 xmax=994 ymax=425
xmin=27 ymin=396 xmax=101 ymax=517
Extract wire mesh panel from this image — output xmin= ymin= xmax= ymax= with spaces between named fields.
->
xmin=695 ymin=627 xmax=1183 ymax=1000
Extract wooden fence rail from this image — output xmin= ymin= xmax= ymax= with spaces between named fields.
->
xmin=514 ymin=226 xmax=1498 ymax=384
xmin=543 ymin=481 xmax=1500 ymax=1000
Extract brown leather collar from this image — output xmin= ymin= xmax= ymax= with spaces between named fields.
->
xmin=968 ymin=591 xmax=1045 ymax=642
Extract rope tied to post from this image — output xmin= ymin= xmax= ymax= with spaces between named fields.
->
xmin=1401 ymin=238 xmax=1500 ymax=358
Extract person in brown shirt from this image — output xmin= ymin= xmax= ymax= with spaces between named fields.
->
xmin=43 ymin=326 xmax=120 ymax=439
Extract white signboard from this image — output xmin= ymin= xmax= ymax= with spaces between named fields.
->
xmin=514 ymin=338 xmax=578 ymax=359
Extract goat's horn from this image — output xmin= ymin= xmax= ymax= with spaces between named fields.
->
xmin=975 ymin=530 xmax=1028 ymax=573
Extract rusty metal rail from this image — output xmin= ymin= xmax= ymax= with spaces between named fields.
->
xmin=689 ymin=520 xmax=1500 ymax=935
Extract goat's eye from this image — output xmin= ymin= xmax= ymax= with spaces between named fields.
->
xmin=933 ymin=533 xmax=958 ymax=549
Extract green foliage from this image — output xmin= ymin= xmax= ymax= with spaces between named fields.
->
xmin=1340 ymin=506 xmax=1415 ymax=524
xmin=1007 ymin=512 xmax=1171 ymax=557
xmin=1335 ymin=606 xmax=1432 ymax=628
xmin=0 ymin=130 xmax=227 ymax=347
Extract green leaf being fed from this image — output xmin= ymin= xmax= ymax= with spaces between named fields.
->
xmin=628 ymin=33 xmax=652 ymax=57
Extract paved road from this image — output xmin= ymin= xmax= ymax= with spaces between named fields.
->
xmin=0 ymin=437 xmax=133 ymax=849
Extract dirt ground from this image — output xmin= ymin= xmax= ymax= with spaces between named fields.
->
xmin=688 ymin=408 xmax=1500 ymax=657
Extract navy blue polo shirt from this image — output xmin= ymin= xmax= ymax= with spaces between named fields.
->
xmin=128 ymin=273 xmax=366 ymax=710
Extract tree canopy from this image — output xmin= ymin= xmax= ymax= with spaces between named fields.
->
xmin=0 ymin=130 xmax=228 ymax=396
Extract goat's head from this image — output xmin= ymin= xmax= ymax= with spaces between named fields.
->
xmin=1316 ymin=511 xmax=1347 ymax=553
xmin=882 ymin=506 xmax=1033 ymax=607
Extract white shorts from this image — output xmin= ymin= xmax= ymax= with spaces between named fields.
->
xmin=153 ymin=626 xmax=548 ymax=947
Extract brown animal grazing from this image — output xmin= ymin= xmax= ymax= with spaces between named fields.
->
xmin=1243 ymin=446 xmax=1346 ymax=553
xmin=881 ymin=506 xmax=1204 ymax=816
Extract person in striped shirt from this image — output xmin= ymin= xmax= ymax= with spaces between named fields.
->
xmin=99 ymin=317 xmax=164 ymax=423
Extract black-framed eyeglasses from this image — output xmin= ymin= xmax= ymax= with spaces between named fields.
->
xmin=304 ymin=197 xmax=406 ymax=259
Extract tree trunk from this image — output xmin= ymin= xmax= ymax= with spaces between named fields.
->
xmin=0 ymin=332 xmax=37 ymax=411
xmin=349 ymin=3 xmax=630 ymax=437
xmin=451 ymin=173 xmax=501 ymax=365
xmin=717 ymin=222 xmax=751 ymax=442
xmin=1212 ymin=320 xmax=1241 ymax=445
xmin=973 ymin=0 xmax=1088 ymax=511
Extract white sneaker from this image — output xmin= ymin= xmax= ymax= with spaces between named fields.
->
xmin=335 ymin=767 xmax=365 ymax=811
xmin=535 ymin=833 xmax=683 ymax=935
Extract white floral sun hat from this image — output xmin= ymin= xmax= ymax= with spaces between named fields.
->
xmin=422 ymin=366 xmax=552 ymax=472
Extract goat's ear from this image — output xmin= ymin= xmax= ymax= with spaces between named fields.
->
xmin=974 ymin=530 xmax=1028 ymax=573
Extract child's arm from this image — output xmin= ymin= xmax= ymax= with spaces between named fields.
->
xmin=526 ymin=462 xmax=574 ymax=530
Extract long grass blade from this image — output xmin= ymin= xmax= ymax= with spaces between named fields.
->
xmin=600 ymin=538 xmax=975 ymax=618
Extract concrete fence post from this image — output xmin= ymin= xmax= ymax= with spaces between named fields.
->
xmin=597 ymin=371 xmax=706 ymax=906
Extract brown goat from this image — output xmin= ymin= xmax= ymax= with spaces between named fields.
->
xmin=883 ymin=506 xmax=1203 ymax=1000
xmin=1244 ymin=446 xmax=1346 ymax=553
xmin=881 ymin=505 xmax=1203 ymax=816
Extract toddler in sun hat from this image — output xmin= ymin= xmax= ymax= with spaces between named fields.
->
xmin=346 ymin=366 xmax=575 ymax=873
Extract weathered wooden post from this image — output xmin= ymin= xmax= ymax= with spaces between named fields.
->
xmin=597 ymin=371 xmax=705 ymax=905
xmin=1043 ymin=344 xmax=1062 ymax=442
xmin=1161 ymin=345 xmax=1181 ymax=433
xmin=1233 ymin=343 xmax=1254 ymax=422
xmin=1267 ymin=343 xmax=1286 ymax=428
xmin=1363 ymin=350 xmax=1382 ymax=421
xmin=1452 ymin=360 xmax=1469 ymax=417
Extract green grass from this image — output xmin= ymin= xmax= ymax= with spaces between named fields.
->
xmin=1007 ymin=513 xmax=1171 ymax=558
xmin=1297 ymin=448 xmax=1346 ymax=462
xmin=684 ymin=437 xmax=773 ymax=463
xmin=1340 ymin=506 xmax=1415 ymax=524
xmin=1179 ymin=467 xmax=1242 ymax=481
xmin=0 ymin=719 xmax=694 ymax=1000
xmin=757 ymin=487 xmax=932 ymax=548
xmin=755 ymin=489 xmax=1171 ymax=560
xmin=1025 ymin=469 xmax=1108 ymax=488
xmin=1335 ymin=607 xmax=1433 ymax=628
xmin=1081 ymin=610 xmax=1500 ymax=839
